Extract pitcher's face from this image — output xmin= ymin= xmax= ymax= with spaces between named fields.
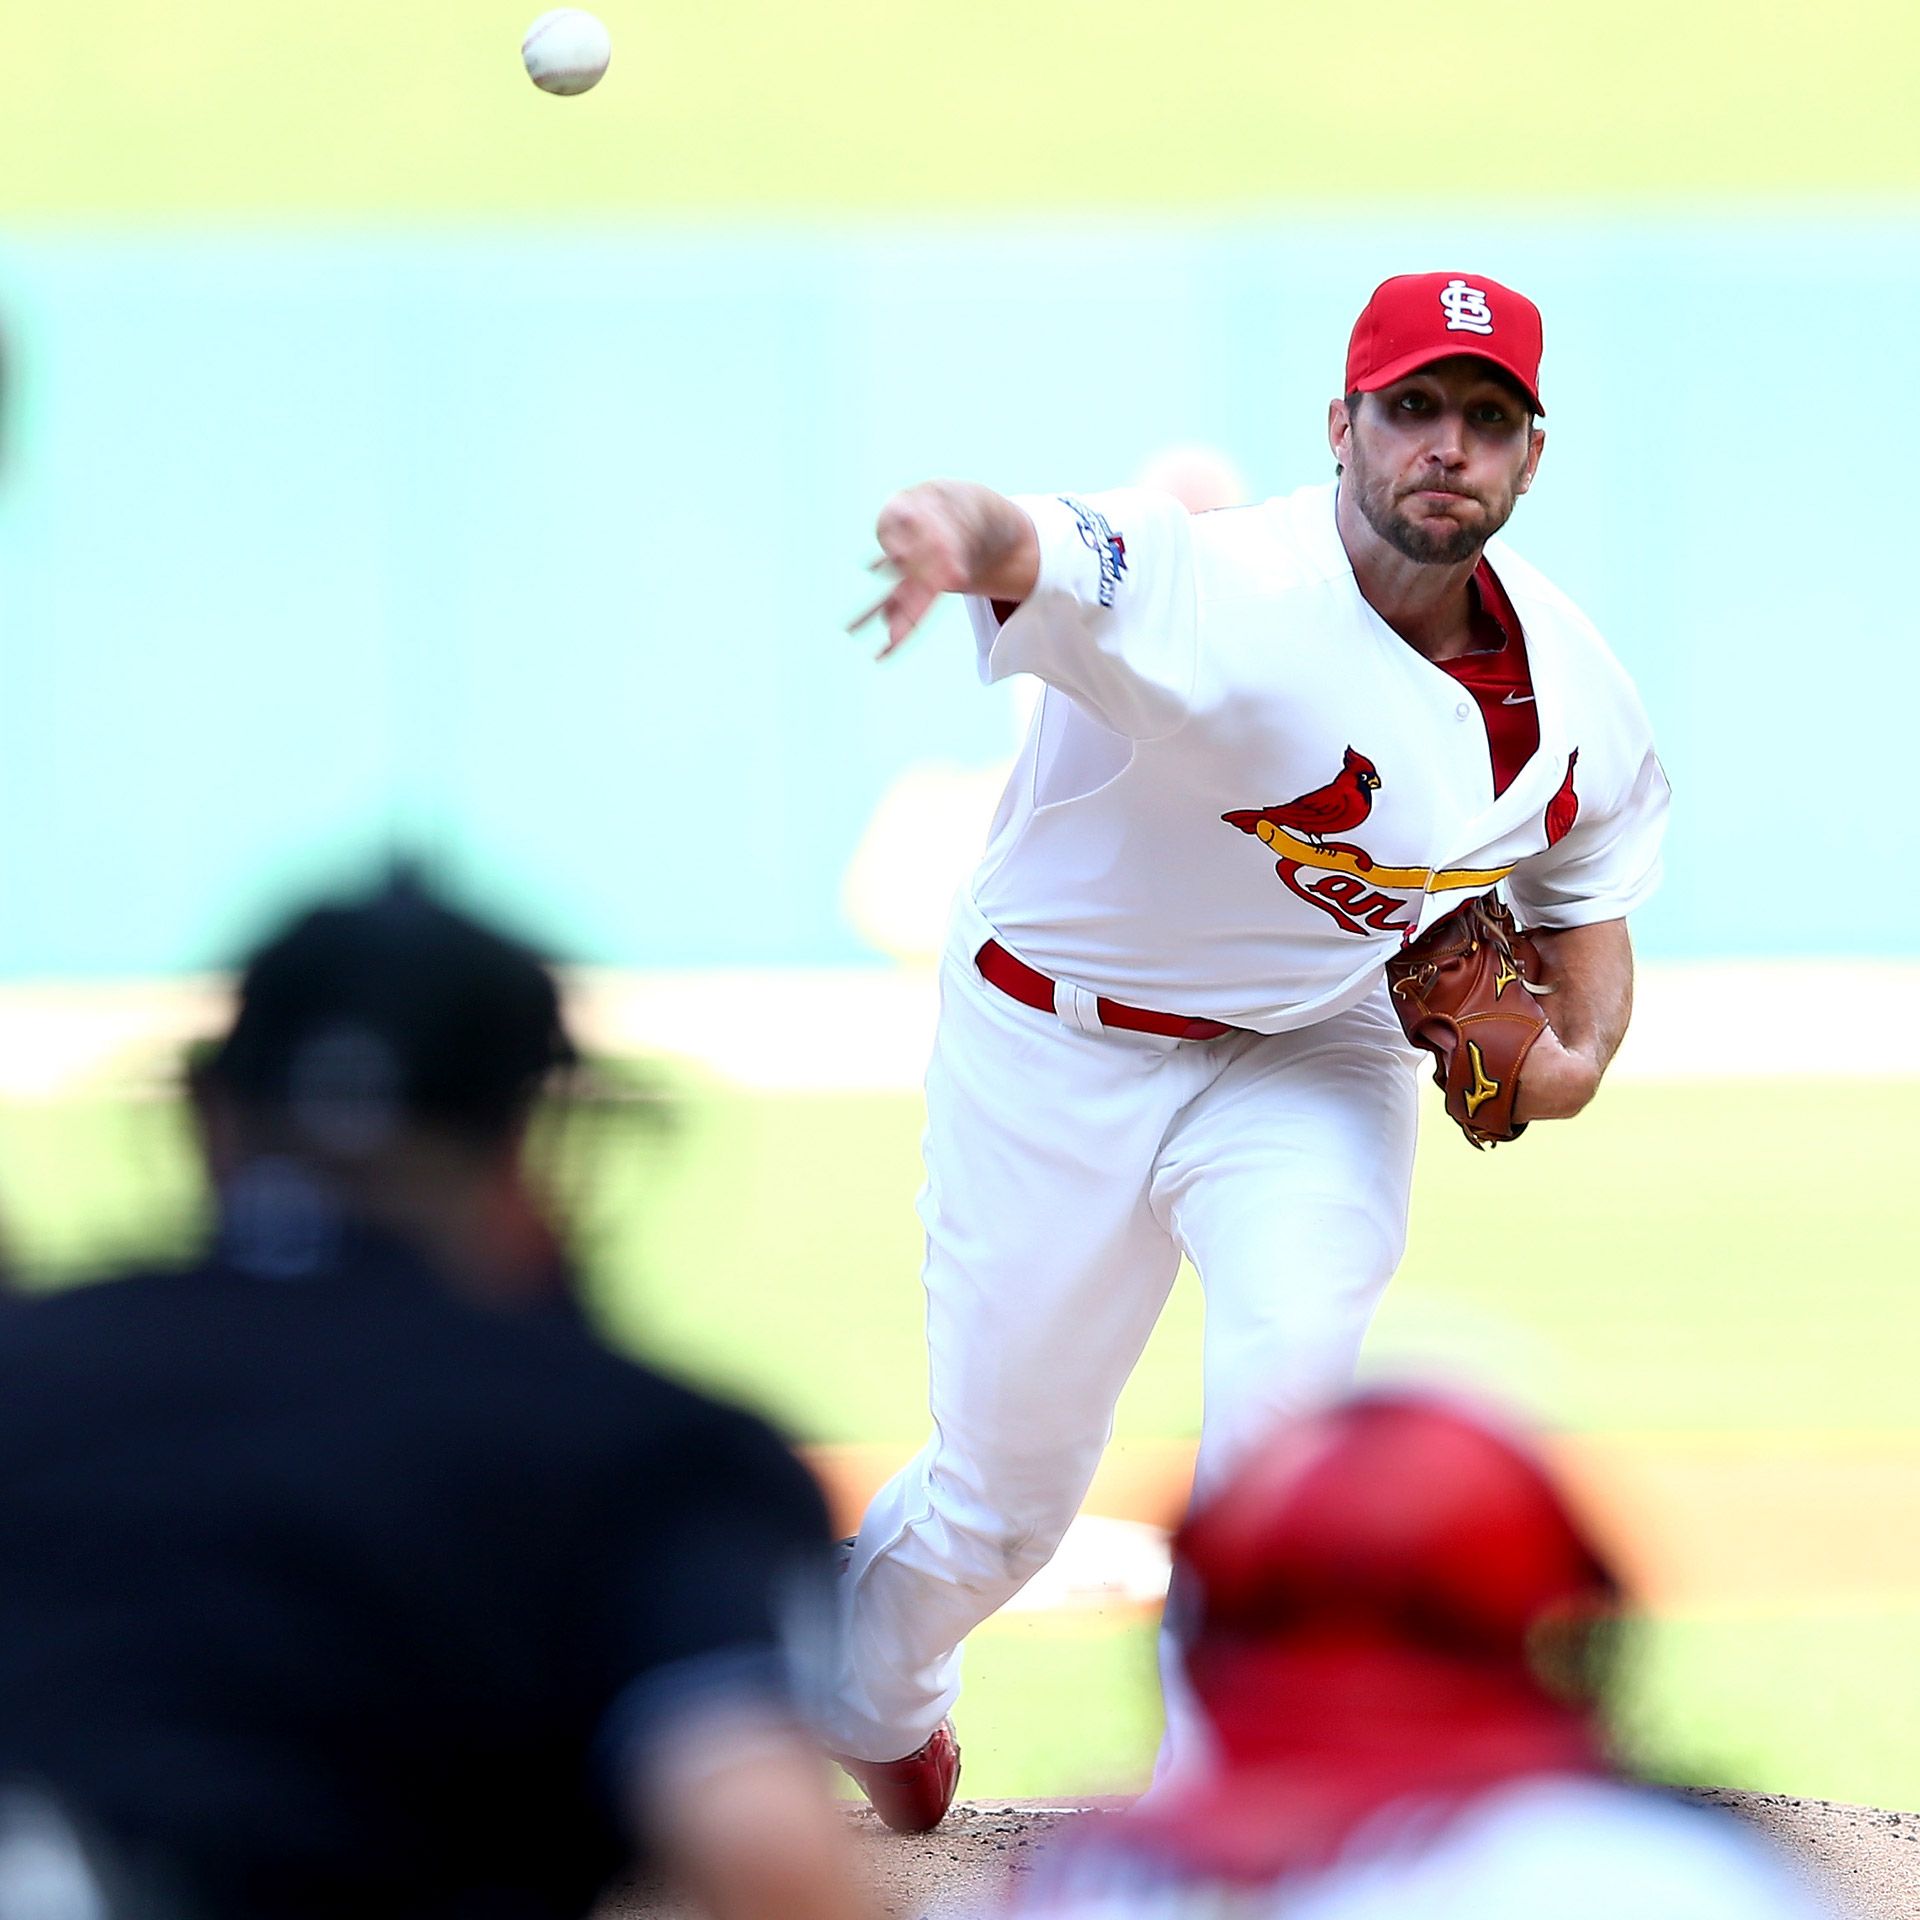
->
xmin=1332 ymin=358 xmax=1544 ymax=566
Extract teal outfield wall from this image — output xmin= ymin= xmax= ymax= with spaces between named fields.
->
xmin=0 ymin=212 xmax=1914 ymax=974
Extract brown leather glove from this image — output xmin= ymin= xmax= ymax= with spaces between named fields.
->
xmin=1385 ymin=893 xmax=1552 ymax=1149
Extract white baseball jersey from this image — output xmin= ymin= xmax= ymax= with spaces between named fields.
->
xmin=1000 ymin=1779 xmax=1839 ymax=1920
xmin=965 ymin=482 xmax=1669 ymax=1032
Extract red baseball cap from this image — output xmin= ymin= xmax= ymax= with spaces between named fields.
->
xmin=1175 ymin=1388 xmax=1617 ymax=1655
xmin=1345 ymin=272 xmax=1545 ymax=415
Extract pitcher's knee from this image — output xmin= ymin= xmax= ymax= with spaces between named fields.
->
xmin=901 ymin=1485 xmax=1078 ymax=1596
xmin=1310 ymin=1203 xmax=1408 ymax=1296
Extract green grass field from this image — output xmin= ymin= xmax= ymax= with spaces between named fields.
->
xmin=611 ymin=1070 xmax=1920 ymax=1808
xmin=930 ymin=1601 xmax=1920 ymax=1808
xmin=8 ymin=1074 xmax=1915 ymax=1441
xmin=2 ymin=1071 xmax=1916 ymax=1807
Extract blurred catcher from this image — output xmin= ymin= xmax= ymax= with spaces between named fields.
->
xmin=999 ymin=1390 xmax=1838 ymax=1920
xmin=0 ymin=875 xmax=866 ymax=1920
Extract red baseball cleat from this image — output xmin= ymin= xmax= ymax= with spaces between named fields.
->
xmin=833 ymin=1720 xmax=961 ymax=1833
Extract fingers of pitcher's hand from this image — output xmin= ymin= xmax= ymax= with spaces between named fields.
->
xmin=848 ymin=577 xmax=893 ymax=634
xmin=846 ymin=575 xmax=933 ymax=653
xmin=877 ymin=578 xmax=940 ymax=657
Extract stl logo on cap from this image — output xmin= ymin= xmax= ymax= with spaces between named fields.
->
xmin=1440 ymin=279 xmax=1495 ymax=336
xmin=1345 ymin=272 xmax=1545 ymax=414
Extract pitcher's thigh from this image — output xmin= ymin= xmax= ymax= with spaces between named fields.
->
xmin=915 ymin=960 xmax=1191 ymax=1503
xmin=1159 ymin=1023 xmax=1420 ymax=1491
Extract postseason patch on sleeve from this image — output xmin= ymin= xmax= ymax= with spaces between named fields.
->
xmin=1060 ymin=496 xmax=1128 ymax=607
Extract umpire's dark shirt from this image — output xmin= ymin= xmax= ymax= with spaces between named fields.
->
xmin=0 ymin=1168 xmax=831 ymax=1920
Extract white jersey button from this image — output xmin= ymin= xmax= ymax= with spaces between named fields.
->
xmin=1455 ymin=701 xmax=1471 ymax=719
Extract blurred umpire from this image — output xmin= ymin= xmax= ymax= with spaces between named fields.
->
xmin=0 ymin=876 xmax=865 ymax=1920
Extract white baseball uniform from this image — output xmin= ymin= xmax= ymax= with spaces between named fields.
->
xmin=825 ymin=480 xmax=1669 ymax=1765
xmin=996 ymin=1778 xmax=1838 ymax=1920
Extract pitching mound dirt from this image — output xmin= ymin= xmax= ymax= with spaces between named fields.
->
xmin=603 ymin=1792 xmax=1918 ymax=1919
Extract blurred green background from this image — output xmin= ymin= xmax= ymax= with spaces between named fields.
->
xmin=0 ymin=0 xmax=1914 ymax=1818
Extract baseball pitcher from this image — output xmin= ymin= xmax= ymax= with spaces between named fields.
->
xmin=829 ymin=274 xmax=1670 ymax=1830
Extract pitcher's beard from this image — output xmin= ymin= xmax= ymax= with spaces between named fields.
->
xmin=1351 ymin=473 xmax=1512 ymax=566
xmin=1377 ymin=509 xmax=1484 ymax=566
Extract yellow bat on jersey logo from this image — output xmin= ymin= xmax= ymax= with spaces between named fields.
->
xmin=1249 ymin=819 xmax=1518 ymax=896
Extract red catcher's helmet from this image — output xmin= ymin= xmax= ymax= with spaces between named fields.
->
xmin=1175 ymin=1391 xmax=1620 ymax=1667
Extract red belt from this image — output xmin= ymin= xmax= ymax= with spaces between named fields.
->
xmin=974 ymin=940 xmax=1235 ymax=1041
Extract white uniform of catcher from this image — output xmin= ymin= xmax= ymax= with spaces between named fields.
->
xmin=826 ymin=278 xmax=1671 ymax=1786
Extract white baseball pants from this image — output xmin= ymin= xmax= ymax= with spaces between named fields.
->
xmin=824 ymin=903 xmax=1421 ymax=1768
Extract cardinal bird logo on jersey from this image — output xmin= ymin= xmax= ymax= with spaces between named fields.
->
xmin=1223 ymin=747 xmax=1382 ymax=866
xmin=1544 ymin=749 xmax=1580 ymax=847
xmin=1223 ymin=748 xmax=1415 ymax=938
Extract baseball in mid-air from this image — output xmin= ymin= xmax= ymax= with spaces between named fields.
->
xmin=522 ymin=9 xmax=612 ymax=94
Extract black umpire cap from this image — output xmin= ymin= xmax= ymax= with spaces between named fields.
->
xmin=205 ymin=871 xmax=577 ymax=1152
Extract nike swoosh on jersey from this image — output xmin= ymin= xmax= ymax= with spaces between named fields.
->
xmin=1501 ymin=691 xmax=1536 ymax=705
